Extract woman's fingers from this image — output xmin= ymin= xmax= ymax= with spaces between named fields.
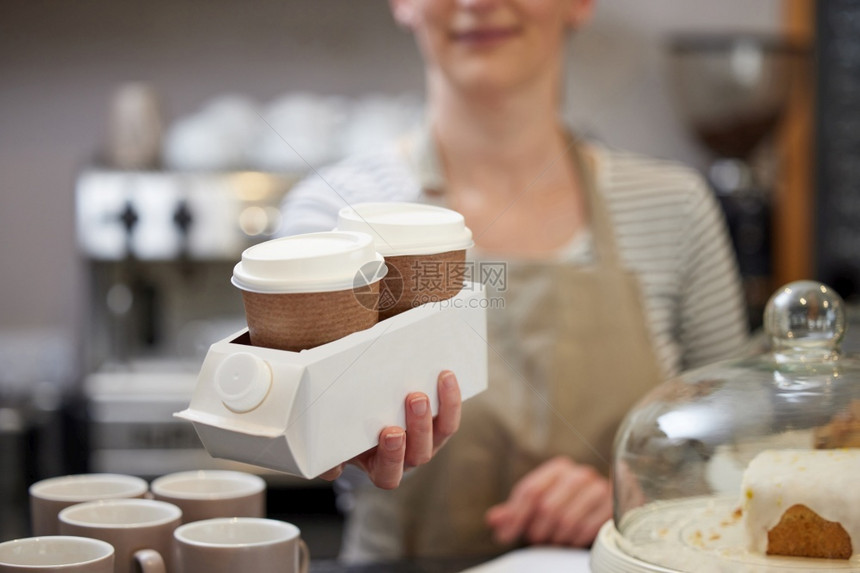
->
xmin=525 ymin=464 xmax=592 ymax=543
xmin=405 ymin=371 xmax=462 ymax=466
xmin=485 ymin=457 xmax=612 ymax=548
xmin=317 ymin=464 xmax=345 ymax=481
xmin=366 ymin=427 xmax=406 ymax=489
xmin=551 ymin=475 xmax=611 ymax=546
xmin=404 ymin=392 xmax=433 ymax=467
xmin=570 ymin=488 xmax=612 ymax=547
xmin=333 ymin=371 xmax=462 ymax=489
xmin=433 ymin=371 xmax=461 ymax=451
xmin=486 ymin=457 xmax=568 ymax=544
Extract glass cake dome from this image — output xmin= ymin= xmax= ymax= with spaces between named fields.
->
xmin=592 ymin=281 xmax=860 ymax=572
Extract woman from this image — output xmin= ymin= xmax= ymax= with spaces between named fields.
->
xmin=280 ymin=0 xmax=749 ymax=561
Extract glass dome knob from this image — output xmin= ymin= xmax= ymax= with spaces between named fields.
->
xmin=763 ymin=280 xmax=845 ymax=353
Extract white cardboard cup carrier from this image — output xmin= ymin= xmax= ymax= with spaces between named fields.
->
xmin=176 ymin=282 xmax=488 ymax=479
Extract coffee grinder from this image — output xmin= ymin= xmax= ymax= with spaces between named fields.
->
xmin=668 ymin=35 xmax=804 ymax=328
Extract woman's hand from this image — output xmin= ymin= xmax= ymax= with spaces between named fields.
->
xmin=485 ymin=456 xmax=612 ymax=547
xmin=318 ymin=370 xmax=462 ymax=489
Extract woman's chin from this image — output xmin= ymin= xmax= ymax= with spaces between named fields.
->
xmin=444 ymin=64 xmax=535 ymax=98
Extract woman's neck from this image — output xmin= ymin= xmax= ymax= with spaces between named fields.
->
xmin=422 ymin=68 xmax=588 ymax=255
xmin=426 ymin=70 xmax=569 ymax=194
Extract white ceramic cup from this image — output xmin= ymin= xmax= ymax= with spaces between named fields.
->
xmin=150 ymin=470 xmax=266 ymax=524
xmin=58 ymin=499 xmax=182 ymax=573
xmin=174 ymin=518 xmax=309 ymax=573
xmin=0 ymin=536 xmax=114 ymax=573
xmin=29 ymin=474 xmax=149 ymax=536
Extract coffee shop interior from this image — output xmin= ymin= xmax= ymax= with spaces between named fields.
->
xmin=1 ymin=0 xmax=858 ymax=568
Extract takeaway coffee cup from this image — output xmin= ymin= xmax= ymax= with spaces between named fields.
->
xmin=0 ymin=536 xmax=114 ymax=573
xmin=29 ymin=474 xmax=149 ymax=536
xmin=150 ymin=470 xmax=266 ymax=524
xmin=174 ymin=518 xmax=309 ymax=573
xmin=58 ymin=499 xmax=182 ymax=573
xmin=336 ymin=202 xmax=474 ymax=319
xmin=232 ymin=231 xmax=387 ymax=351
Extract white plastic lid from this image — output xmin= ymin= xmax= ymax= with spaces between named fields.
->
xmin=231 ymin=231 xmax=386 ymax=294
xmin=336 ymin=202 xmax=474 ymax=256
xmin=214 ymin=353 xmax=272 ymax=413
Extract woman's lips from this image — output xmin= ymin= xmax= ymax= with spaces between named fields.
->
xmin=449 ymin=27 xmax=521 ymax=46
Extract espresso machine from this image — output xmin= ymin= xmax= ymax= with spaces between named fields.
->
xmin=668 ymin=35 xmax=804 ymax=328
xmin=76 ymin=168 xmax=296 ymax=478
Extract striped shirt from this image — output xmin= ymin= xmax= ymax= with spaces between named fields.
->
xmin=279 ymin=135 xmax=749 ymax=377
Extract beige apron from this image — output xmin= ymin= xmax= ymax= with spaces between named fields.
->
xmin=340 ymin=143 xmax=665 ymax=561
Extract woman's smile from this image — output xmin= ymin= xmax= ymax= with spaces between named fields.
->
xmin=448 ymin=25 xmax=523 ymax=48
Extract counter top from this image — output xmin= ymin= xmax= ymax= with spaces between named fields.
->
xmin=310 ymin=558 xmax=486 ymax=573
xmin=310 ymin=547 xmax=592 ymax=573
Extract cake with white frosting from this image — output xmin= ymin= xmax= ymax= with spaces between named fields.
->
xmin=741 ymin=449 xmax=860 ymax=559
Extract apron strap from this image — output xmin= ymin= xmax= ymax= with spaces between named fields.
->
xmin=564 ymin=134 xmax=623 ymax=268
